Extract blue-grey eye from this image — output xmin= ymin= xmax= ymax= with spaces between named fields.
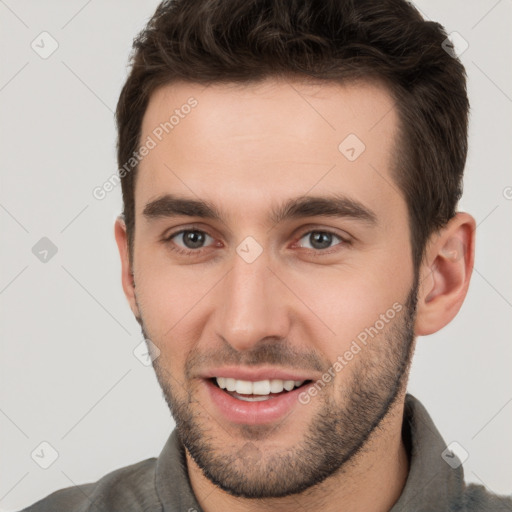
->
xmin=172 ymin=230 xmax=214 ymax=249
xmin=297 ymin=231 xmax=342 ymax=250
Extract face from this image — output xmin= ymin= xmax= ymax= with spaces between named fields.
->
xmin=125 ymin=78 xmax=418 ymax=498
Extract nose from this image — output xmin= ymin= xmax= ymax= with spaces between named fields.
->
xmin=213 ymin=247 xmax=291 ymax=352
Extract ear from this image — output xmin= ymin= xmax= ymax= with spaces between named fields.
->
xmin=415 ymin=212 xmax=476 ymax=336
xmin=114 ymin=215 xmax=141 ymax=321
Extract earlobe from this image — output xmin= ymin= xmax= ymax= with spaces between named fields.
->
xmin=415 ymin=212 xmax=476 ymax=336
xmin=114 ymin=216 xmax=140 ymax=319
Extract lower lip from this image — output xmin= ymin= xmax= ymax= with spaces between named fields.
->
xmin=204 ymin=379 xmax=307 ymax=425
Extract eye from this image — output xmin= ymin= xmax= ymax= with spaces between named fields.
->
xmin=164 ymin=229 xmax=216 ymax=256
xmin=295 ymin=230 xmax=347 ymax=253
xmin=162 ymin=227 xmax=349 ymax=258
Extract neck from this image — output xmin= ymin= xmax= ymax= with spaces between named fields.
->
xmin=186 ymin=397 xmax=409 ymax=512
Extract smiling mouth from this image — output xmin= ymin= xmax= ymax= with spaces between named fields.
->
xmin=210 ymin=377 xmax=312 ymax=401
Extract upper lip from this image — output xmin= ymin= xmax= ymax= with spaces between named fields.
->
xmin=200 ymin=366 xmax=317 ymax=382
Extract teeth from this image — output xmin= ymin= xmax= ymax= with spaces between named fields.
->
xmin=283 ymin=380 xmax=295 ymax=391
xmin=225 ymin=377 xmax=236 ymax=392
xmin=270 ymin=379 xmax=284 ymax=393
xmin=215 ymin=377 xmax=305 ymax=395
xmin=252 ymin=380 xmax=271 ymax=395
xmin=235 ymin=380 xmax=253 ymax=395
xmin=235 ymin=394 xmax=271 ymax=402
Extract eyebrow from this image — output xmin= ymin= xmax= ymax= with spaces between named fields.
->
xmin=142 ymin=193 xmax=377 ymax=226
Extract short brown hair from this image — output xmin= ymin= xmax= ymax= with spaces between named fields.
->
xmin=116 ymin=0 xmax=469 ymax=269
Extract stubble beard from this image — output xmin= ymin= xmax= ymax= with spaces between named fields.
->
xmin=139 ymin=282 xmax=418 ymax=499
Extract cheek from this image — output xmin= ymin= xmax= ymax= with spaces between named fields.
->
xmin=289 ymin=267 xmax=407 ymax=359
xmin=133 ymin=253 xmax=214 ymax=341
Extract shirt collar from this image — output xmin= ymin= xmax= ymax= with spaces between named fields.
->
xmin=155 ymin=428 xmax=202 ymax=512
xmin=390 ymin=393 xmax=465 ymax=511
xmin=155 ymin=393 xmax=465 ymax=511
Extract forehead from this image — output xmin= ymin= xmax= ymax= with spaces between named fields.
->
xmin=136 ymin=78 xmax=403 ymax=224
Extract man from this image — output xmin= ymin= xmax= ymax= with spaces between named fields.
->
xmin=22 ymin=0 xmax=511 ymax=510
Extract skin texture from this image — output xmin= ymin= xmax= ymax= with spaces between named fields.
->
xmin=115 ymin=78 xmax=475 ymax=512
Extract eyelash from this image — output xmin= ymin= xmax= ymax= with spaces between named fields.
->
xmin=162 ymin=226 xmax=351 ymax=257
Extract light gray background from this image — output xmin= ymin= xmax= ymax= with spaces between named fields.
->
xmin=1 ymin=1 xmax=511 ymax=510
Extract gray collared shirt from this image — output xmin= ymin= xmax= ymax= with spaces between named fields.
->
xmin=21 ymin=394 xmax=512 ymax=511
